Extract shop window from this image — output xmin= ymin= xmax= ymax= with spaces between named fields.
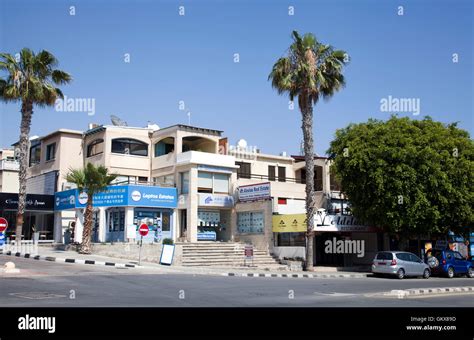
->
xmin=236 ymin=161 xmax=251 ymax=179
xmin=180 ymin=172 xmax=189 ymax=194
xmin=46 ymin=143 xmax=56 ymax=161
xmin=87 ymin=139 xmax=104 ymax=157
xmin=278 ymin=166 xmax=286 ymax=182
xmin=111 ymin=138 xmax=148 ymax=156
xmin=154 ymin=137 xmax=175 ymax=157
xmin=237 ymin=211 xmax=264 ymax=234
xmin=29 ymin=142 xmax=41 ymax=166
xmin=162 ymin=211 xmax=171 ymax=232
xmin=268 ymin=166 xmax=276 ymax=181
xmin=277 ymin=232 xmax=305 ymax=247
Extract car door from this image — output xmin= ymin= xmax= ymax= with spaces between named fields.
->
xmin=453 ymin=252 xmax=466 ymax=273
xmin=409 ymin=253 xmax=425 ymax=275
xmin=397 ymin=253 xmax=412 ymax=275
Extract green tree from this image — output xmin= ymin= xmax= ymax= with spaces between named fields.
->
xmin=269 ymin=31 xmax=348 ymax=270
xmin=66 ymin=163 xmax=117 ymax=254
xmin=0 ymin=49 xmax=71 ymax=243
xmin=327 ymin=116 xmax=474 ymax=238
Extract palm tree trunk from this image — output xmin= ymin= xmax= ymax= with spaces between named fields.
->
xmin=301 ymin=100 xmax=316 ymax=271
xmin=80 ymin=196 xmax=93 ymax=254
xmin=15 ymin=100 xmax=33 ymax=245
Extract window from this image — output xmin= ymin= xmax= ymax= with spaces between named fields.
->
xmin=154 ymin=175 xmax=175 ymax=187
xmin=162 ymin=211 xmax=171 ymax=232
xmin=376 ymin=252 xmax=393 ymax=260
xmin=180 ymin=172 xmax=189 ymax=194
xmin=277 ymin=232 xmax=305 ymax=247
xmin=29 ymin=143 xmax=41 ymax=166
xmin=396 ymin=253 xmax=410 ymax=261
xmin=268 ymin=165 xmax=276 ymax=181
xmin=154 ymin=138 xmax=175 ymax=157
xmin=453 ymin=252 xmax=464 ymax=260
xmin=111 ymin=138 xmax=148 ymax=156
xmin=409 ymin=254 xmax=421 ymax=263
xmin=236 ymin=161 xmax=251 ymax=179
xmin=278 ymin=198 xmax=287 ymax=205
xmin=278 ymin=166 xmax=286 ymax=182
xmin=237 ymin=211 xmax=264 ymax=234
xmin=213 ymin=173 xmax=229 ymax=193
xmin=46 ymin=143 xmax=56 ymax=161
xmin=87 ymin=139 xmax=104 ymax=157
xmin=198 ymin=172 xmax=213 ymax=193
xmin=138 ymin=177 xmax=148 ymax=184
xmin=197 ymin=172 xmax=230 ymax=194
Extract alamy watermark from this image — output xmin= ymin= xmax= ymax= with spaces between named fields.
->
xmin=55 ymin=95 xmax=96 ymax=116
xmin=324 ymin=237 xmax=365 ymax=258
xmin=380 ymin=95 xmax=421 ymax=116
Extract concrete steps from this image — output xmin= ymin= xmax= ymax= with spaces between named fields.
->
xmin=179 ymin=242 xmax=283 ymax=269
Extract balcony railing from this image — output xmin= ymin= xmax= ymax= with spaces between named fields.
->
xmin=0 ymin=159 xmax=20 ymax=171
xmin=237 ymin=172 xmax=324 ymax=191
xmin=111 ymin=179 xmax=176 ymax=188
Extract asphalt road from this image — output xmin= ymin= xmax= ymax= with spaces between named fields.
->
xmin=1 ymin=256 xmax=474 ymax=307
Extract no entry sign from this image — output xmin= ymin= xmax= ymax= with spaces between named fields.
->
xmin=139 ymin=224 xmax=149 ymax=237
xmin=0 ymin=217 xmax=8 ymax=233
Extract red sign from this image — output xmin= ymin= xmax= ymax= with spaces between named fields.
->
xmin=244 ymin=245 xmax=253 ymax=258
xmin=0 ymin=217 xmax=8 ymax=233
xmin=139 ymin=224 xmax=149 ymax=237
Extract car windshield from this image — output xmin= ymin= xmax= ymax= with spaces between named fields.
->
xmin=376 ymin=252 xmax=393 ymax=260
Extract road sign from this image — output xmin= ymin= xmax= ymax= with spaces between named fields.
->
xmin=139 ymin=224 xmax=149 ymax=236
xmin=0 ymin=217 xmax=8 ymax=233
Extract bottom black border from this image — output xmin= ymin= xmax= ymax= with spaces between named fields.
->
xmin=0 ymin=307 xmax=472 ymax=339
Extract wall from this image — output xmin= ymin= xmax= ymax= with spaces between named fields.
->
xmin=0 ymin=170 xmax=19 ymax=193
xmin=272 ymin=246 xmax=306 ymax=260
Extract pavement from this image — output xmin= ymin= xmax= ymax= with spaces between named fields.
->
xmin=0 ymin=246 xmax=369 ymax=278
xmin=1 ymin=255 xmax=474 ymax=307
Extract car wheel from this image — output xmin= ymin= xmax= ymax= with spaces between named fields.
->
xmin=447 ymin=267 xmax=455 ymax=278
xmin=397 ymin=268 xmax=405 ymax=280
xmin=467 ymin=267 xmax=474 ymax=278
xmin=423 ymin=269 xmax=430 ymax=279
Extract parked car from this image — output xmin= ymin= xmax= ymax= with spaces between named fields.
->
xmin=428 ymin=250 xmax=474 ymax=278
xmin=372 ymin=251 xmax=430 ymax=279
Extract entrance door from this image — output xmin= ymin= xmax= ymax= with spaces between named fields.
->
xmin=106 ymin=209 xmax=125 ymax=242
xmin=314 ymin=232 xmax=345 ymax=266
xmin=180 ymin=210 xmax=187 ymax=240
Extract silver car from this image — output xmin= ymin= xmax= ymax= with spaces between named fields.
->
xmin=372 ymin=251 xmax=431 ymax=279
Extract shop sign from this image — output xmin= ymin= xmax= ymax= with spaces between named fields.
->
xmin=1 ymin=193 xmax=54 ymax=211
xmin=198 ymin=194 xmax=234 ymax=207
xmin=55 ymin=185 xmax=178 ymax=210
xmin=315 ymin=210 xmax=378 ymax=232
xmin=197 ymin=231 xmax=217 ymax=241
xmin=160 ymin=244 xmax=175 ymax=265
xmin=238 ymin=182 xmax=270 ymax=202
xmin=272 ymin=214 xmax=307 ymax=232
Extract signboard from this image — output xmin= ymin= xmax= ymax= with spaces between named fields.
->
xmin=244 ymin=244 xmax=254 ymax=259
xmin=1 ymin=193 xmax=54 ymax=211
xmin=272 ymin=214 xmax=307 ymax=232
xmin=197 ymin=231 xmax=217 ymax=241
xmin=0 ymin=217 xmax=8 ymax=246
xmin=139 ymin=224 xmax=149 ymax=236
xmin=55 ymin=185 xmax=178 ymax=211
xmin=435 ymin=240 xmax=448 ymax=250
xmin=160 ymin=244 xmax=175 ymax=265
xmin=238 ymin=182 xmax=271 ymax=202
xmin=198 ymin=194 xmax=234 ymax=208
xmin=315 ymin=210 xmax=379 ymax=232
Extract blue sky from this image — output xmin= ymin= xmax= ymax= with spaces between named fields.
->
xmin=1 ymin=0 xmax=472 ymax=156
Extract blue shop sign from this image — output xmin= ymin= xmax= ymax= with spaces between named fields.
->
xmin=55 ymin=185 xmax=177 ymax=210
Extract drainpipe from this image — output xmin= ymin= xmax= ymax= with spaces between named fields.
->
xmin=148 ymin=131 xmax=153 ymax=185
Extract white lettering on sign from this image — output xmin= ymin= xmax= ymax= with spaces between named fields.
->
xmin=238 ymin=182 xmax=271 ymax=202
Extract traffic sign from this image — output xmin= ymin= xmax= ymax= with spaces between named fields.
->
xmin=0 ymin=217 xmax=8 ymax=233
xmin=139 ymin=224 xmax=149 ymax=236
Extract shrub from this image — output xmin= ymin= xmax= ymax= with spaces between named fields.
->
xmin=162 ymin=238 xmax=174 ymax=245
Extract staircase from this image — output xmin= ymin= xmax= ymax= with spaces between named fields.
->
xmin=178 ymin=242 xmax=285 ymax=269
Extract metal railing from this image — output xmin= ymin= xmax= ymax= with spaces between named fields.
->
xmin=111 ymin=179 xmax=176 ymax=188
xmin=0 ymin=159 xmax=20 ymax=171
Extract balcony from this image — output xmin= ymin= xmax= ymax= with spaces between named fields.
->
xmin=0 ymin=159 xmax=20 ymax=171
xmin=176 ymin=151 xmax=237 ymax=169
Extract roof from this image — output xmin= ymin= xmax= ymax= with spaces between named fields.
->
xmin=291 ymin=155 xmax=329 ymax=161
xmin=157 ymin=124 xmax=223 ymax=136
xmin=11 ymin=129 xmax=83 ymax=146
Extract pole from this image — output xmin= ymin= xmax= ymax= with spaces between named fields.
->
xmin=138 ymin=235 xmax=143 ymax=266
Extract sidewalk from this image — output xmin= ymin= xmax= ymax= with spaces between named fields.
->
xmin=0 ymin=247 xmax=369 ymax=279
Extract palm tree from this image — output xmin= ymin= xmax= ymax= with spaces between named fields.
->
xmin=269 ymin=31 xmax=348 ymax=270
xmin=0 ymin=48 xmax=71 ymax=244
xmin=66 ymin=163 xmax=117 ymax=254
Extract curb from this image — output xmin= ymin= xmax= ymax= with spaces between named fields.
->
xmin=389 ymin=286 xmax=474 ymax=298
xmin=0 ymin=250 xmax=137 ymax=269
xmin=224 ymin=272 xmax=368 ymax=279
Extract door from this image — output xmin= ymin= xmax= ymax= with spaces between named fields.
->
xmin=409 ymin=253 xmax=424 ymax=275
xmin=396 ymin=253 xmax=413 ymax=275
xmin=453 ymin=252 xmax=466 ymax=273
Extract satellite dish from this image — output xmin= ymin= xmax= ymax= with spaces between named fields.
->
xmin=237 ymin=139 xmax=247 ymax=149
xmin=110 ymin=115 xmax=128 ymax=127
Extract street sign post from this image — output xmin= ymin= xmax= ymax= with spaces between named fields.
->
xmin=0 ymin=217 xmax=8 ymax=246
xmin=138 ymin=224 xmax=149 ymax=266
